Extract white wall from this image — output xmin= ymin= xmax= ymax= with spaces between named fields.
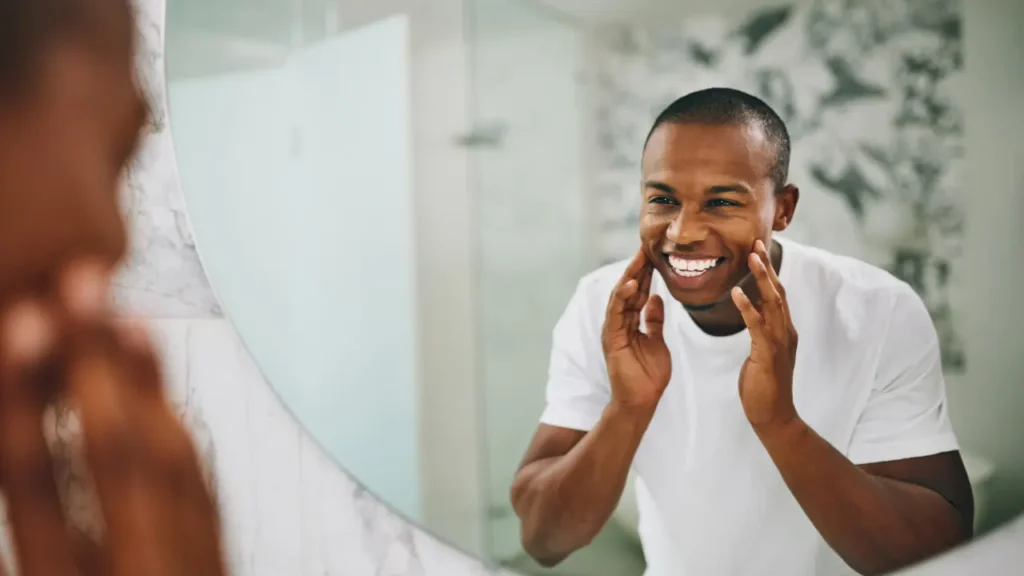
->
xmin=948 ymin=0 xmax=1024 ymax=530
xmin=169 ymin=14 xmax=422 ymax=521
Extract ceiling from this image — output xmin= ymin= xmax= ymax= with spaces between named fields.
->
xmin=165 ymin=0 xmax=785 ymax=78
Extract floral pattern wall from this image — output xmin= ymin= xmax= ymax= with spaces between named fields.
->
xmin=591 ymin=0 xmax=965 ymax=371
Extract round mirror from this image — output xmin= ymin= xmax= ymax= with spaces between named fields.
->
xmin=166 ymin=0 xmax=1023 ymax=574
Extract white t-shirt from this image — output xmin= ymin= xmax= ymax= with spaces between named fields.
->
xmin=539 ymin=237 xmax=960 ymax=576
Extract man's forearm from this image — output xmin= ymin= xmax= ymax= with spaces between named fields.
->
xmin=757 ymin=418 xmax=966 ymax=575
xmin=511 ymin=402 xmax=653 ymax=566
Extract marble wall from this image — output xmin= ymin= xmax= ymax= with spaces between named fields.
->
xmin=138 ymin=321 xmax=503 ymax=576
xmin=0 ymin=0 xmax=506 ymax=574
xmin=590 ymin=0 xmax=966 ymax=372
xmin=114 ymin=0 xmax=222 ymax=318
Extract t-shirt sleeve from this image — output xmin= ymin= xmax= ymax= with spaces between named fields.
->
xmin=847 ymin=284 xmax=960 ymax=465
xmin=538 ymin=278 xmax=611 ymax=432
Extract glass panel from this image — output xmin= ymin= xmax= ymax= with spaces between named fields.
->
xmin=166 ymin=0 xmax=421 ymax=520
xmin=467 ymin=0 xmax=601 ymax=568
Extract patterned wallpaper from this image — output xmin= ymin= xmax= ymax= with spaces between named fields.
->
xmin=591 ymin=0 xmax=965 ymax=371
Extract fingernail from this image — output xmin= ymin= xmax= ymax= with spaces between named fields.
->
xmin=2 ymin=302 xmax=54 ymax=364
xmin=62 ymin=261 xmax=110 ymax=318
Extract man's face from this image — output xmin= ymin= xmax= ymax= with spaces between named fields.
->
xmin=0 ymin=0 xmax=144 ymax=297
xmin=639 ymin=121 xmax=797 ymax=308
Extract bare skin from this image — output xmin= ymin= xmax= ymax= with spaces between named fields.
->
xmin=0 ymin=0 xmax=226 ymax=573
xmin=0 ymin=263 xmax=227 ymax=576
xmin=510 ymin=249 xmax=669 ymax=566
xmin=511 ymin=122 xmax=972 ymax=574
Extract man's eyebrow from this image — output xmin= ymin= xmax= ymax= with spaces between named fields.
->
xmin=643 ymin=181 xmax=754 ymax=195
xmin=707 ymin=184 xmax=752 ymax=195
xmin=643 ymin=180 xmax=676 ymax=194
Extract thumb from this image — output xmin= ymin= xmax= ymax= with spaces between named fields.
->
xmin=643 ymin=294 xmax=665 ymax=342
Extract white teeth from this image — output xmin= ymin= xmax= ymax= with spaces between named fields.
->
xmin=667 ymin=256 xmax=719 ymax=277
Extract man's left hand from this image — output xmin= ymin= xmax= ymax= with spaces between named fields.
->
xmin=731 ymin=239 xmax=799 ymax=433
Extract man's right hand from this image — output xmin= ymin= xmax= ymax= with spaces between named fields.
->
xmin=0 ymin=261 xmax=227 ymax=576
xmin=512 ymin=248 xmax=670 ymax=566
xmin=601 ymin=248 xmax=672 ymax=410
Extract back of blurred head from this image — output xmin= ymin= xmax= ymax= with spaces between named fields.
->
xmin=0 ymin=0 xmax=145 ymax=299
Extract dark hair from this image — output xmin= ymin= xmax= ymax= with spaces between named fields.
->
xmin=644 ymin=87 xmax=791 ymax=187
xmin=0 ymin=0 xmax=130 ymax=101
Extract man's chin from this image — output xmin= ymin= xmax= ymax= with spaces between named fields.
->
xmin=681 ymin=301 xmax=718 ymax=312
xmin=670 ymin=289 xmax=731 ymax=312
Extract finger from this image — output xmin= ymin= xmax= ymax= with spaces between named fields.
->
xmin=58 ymin=259 xmax=113 ymax=323
xmin=748 ymin=251 xmax=783 ymax=323
xmin=604 ymin=278 xmax=639 ymax=338
xmin=70 ymin=324 xmax=180 ymax=576
xmin=627 ymin=265 xmax=654 ymax=335
xmin=753 ymin=240 xmax=782 ymax=287
xmin=115 ymin=320 xmax=226 ymax=575
xmin=731 ymin=287 xmax=766 ymax=341
xmin=754 ymin=239 xmax=792 ymax=315
xmin=58 ymin=263 xmax=173 ymax=576
xmin=615 ymin=249 xmax=649 ymax=302
xmin=621 ymin=248 xmax=647 ymax=283
xmin=634 ymin=263 xmax=653 ymax=307
xmin=643 ymin=294 xmax=665 ymax=343
xmin=0 ymin=301 xmax=80 ymax=576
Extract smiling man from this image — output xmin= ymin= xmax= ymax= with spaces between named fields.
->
xmin=510 ymin=87 xmax=972 ymax=576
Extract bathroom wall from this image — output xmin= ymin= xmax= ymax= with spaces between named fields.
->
xmin=585 ymin=0 xmax=1024 ymax=531
xmin=953 ymin=0 xmax=1024 ymax=531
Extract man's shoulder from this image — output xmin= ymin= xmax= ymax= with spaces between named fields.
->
xmin=783 ymin=239 xmax=928 ymax=339
xmin=783 ymin=238 xmax=911 ymax=299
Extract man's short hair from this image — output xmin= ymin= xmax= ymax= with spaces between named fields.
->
xmin=644 ymin=87 xmax=792 ymax=187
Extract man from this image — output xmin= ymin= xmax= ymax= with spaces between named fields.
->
xmin=511 ymin=87 xmax=972 ymax=576
xmin=0 ymin=0 xmax=226 ymax=574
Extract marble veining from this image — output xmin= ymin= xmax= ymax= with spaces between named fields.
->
xmin=113 ymin=0 xmax=222 ymax=318
xmin=153 ymin=320 xmax=506 ymax=576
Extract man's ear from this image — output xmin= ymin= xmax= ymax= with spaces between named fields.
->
xmin=773 ymin=184 xmax=799 ymax=232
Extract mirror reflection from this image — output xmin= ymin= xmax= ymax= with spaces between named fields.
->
xmin=166 ymin=0 xmax=421 ymax=519
xmin=166 ymin=0 xmax=1023 ymax=574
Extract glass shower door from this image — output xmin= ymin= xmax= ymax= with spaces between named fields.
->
xmin=467 ymin=0 xmax=591 ymax=565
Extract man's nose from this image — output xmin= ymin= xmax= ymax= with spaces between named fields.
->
xmin=665 ymin=209 xmax=709 ymax=246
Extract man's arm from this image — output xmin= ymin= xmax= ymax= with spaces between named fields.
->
xmin=513 ymin=251 xmax=671 ymax=567
xmin=757 ymin=421 xmax=971 ymax=575
xmin=734 ymin=244 xmax=970 ymax=575
xmin=511 ymin=403 xmax=653 ymax=567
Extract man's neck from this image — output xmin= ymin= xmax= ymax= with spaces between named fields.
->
xmin=685 ymin=238 xmax=784 ymax=337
